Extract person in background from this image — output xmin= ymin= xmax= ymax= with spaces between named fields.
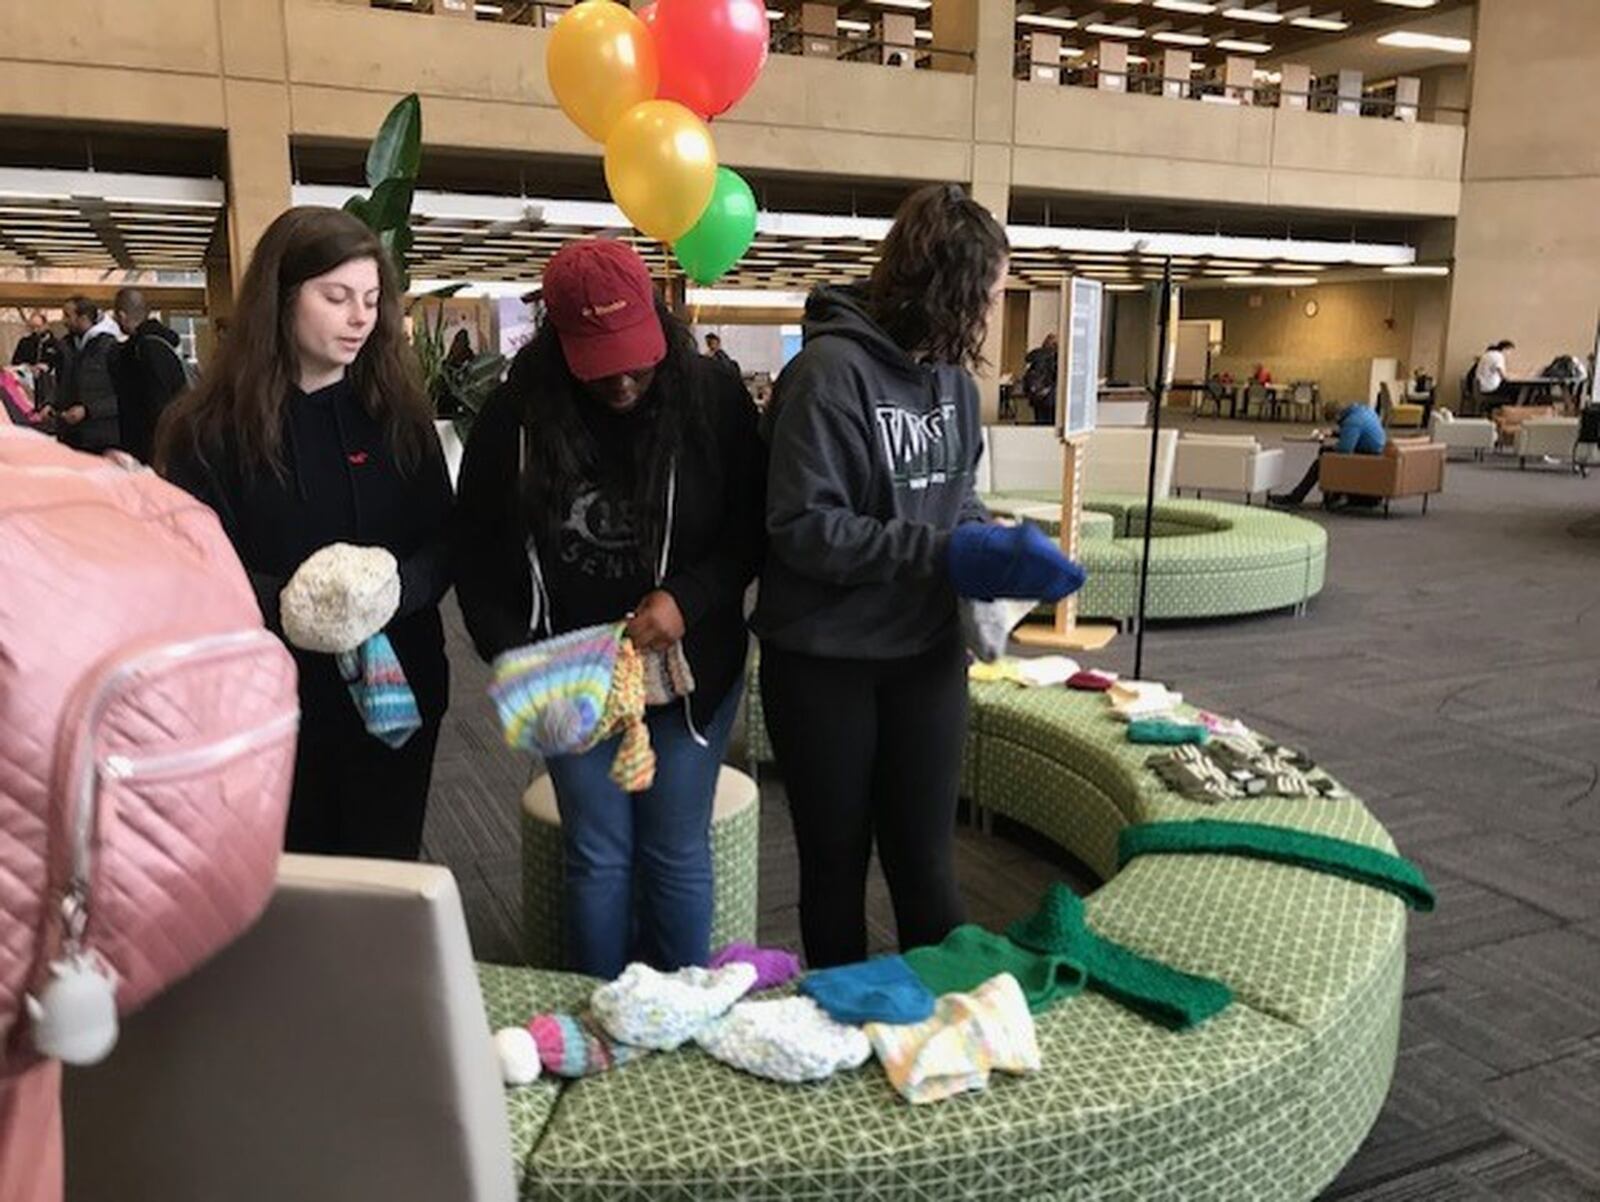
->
xmin=755 ymin=184 xmax=1017 ymax=968
xmin=1268 ymin=400 xmax=1387 ymax=512
xmin=53 ymin=296 xmax=122 ymax=453
xmin=456 ymin=239 xmax=765 ymax=980
xmin=157 ymin=206 xmax=453 ymax=860
xmin=703 ymin=331 xmax=742 ymax=380
xmin=1475 ymin=339 xmax=1517 ymax=412
xmin=1021 ymin=331 xmax=1058 ymax=426
xmin=110 ymin=287 xmax=189 ymax=464
xmin=11 ymin=312 xmax=62 ymax=375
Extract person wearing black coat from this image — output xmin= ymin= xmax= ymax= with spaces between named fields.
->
xmin=110 ymin=288 xmax=190 ymax=464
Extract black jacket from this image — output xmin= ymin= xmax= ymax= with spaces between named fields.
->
xmin=455 ymin=354 xmax=765 ymax=728
xmin=752 ymin=286 xmax=987 ymax=660
xmin=11 ymin=330 xmax=61 ymax=373
xmin=112 ymin=319 xmax=188 ymax=463
xmin=58 ymin=327 xmax=121 ymax=453
xmin=163 ymin=377 xmax=454 ymax=740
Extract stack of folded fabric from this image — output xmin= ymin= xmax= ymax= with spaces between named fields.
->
xmin=968 ymin=656 xmax=1081 ymax=687
xmin=1145 ymin=735 xmax=1334 ymax=802
xmin=1108 ymin=680 xmax=1183 ymax=720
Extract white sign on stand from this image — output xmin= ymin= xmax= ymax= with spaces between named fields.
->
xmin=1015 ymin=277 xmax=1117 ymax=653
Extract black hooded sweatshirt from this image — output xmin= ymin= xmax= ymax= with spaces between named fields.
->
xmin=162 ymin=376 xmax=454 ymax=738
xmin=752 ymin=286 xmax=987 ymax=660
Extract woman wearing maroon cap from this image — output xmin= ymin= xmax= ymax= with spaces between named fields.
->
xmin=456 ymin=238 xmax=765 ymax=979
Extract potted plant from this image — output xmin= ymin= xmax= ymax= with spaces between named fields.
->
xmin=344 ymin=93 xmax=505 ymax=484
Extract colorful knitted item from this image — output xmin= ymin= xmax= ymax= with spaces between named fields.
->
xmin=1008 ymin=882 xmax=1233 ymax=1031
xmin=590 ymin=962 xmax=758 ymax=1051
xmin=525 ymin=1012 xmax=651 ymax=1077
xmin=1144 ymin=739 xmax=1331 ymax=803
xmin=336 ymin=632 xmax=421 ymax=748
xmin=696 ymin=997 xmax=872 ymax=1084
xmin=489 ymin=622 xmax=655 ymax=791
xmin=1118 ymin=820 xmax=1437 ymax=912
xmin=1126 ymin=718 xmax=1210 ymax=746
xmin=902 ymin=925 xmax=1086 ymax=1014
xmin=709 ymin=943 xmax=803 ymax=993
xmin=865 ymin=973 xmax=1041 ymax=1105
xmin=798 ymin=957 xmax=936 ymax=1026
xmin=640 ymin=641 xmax=696 ymax=707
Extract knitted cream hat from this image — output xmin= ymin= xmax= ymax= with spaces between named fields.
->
xmin=280 ymin=542 xmax=401 ymax=654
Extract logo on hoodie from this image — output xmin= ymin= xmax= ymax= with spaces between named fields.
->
xmin=874 ymin=400 xmax=966 ymax=491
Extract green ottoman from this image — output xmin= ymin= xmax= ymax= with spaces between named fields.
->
xmin=520 ymin=765 xmax=761 ymax=968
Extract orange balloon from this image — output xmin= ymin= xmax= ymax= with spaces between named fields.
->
xmin=604 ymin=100 xmax=718 ymax=244
xmin=547 ymin=0 xmax=660 ymax=143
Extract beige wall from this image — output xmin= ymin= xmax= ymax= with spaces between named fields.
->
xmin=1443 ymin=0 xmax=1600 ymax=402
xmin=1183 ymin=279 xmax=1449 ymax=404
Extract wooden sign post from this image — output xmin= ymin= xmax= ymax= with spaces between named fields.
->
xmin=1013 ymin=275 xmax=1117 ymax=652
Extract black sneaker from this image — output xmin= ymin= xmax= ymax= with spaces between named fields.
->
xmin=1266 ymin=493 xmax=1300 ymax=509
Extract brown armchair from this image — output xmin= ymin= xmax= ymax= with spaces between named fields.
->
xmin=1318 ymin=437 xmax=1446 ymax=516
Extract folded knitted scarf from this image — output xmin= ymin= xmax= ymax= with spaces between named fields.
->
xmin=865 ymin=973 xmax=1041 ymax=1105
xmin=799 ymin=956 xmax=936 ymax=1026
xmin=1007 ymin=883 xmax=1233 ymax=1031
xmin=1118 ymin=820 xmax=1436 ymax=912
xmin=1127 ymin=719 xmax=1210 ymax=746
xmin=336 ymin=633 xmax=421 ymax=748
xmin=902 ymin=925 xmax=1086 ymax=1015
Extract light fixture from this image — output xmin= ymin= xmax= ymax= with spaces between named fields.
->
xmin=1086 ymin=22 xmax=1145 ymax=37
xmin=1018 ymin=14 xmax=1080 ymax=30
xmin=1216 ymin=37 xmax=1272 ymax=52
xmin=1376 ymin=30 xmax=1471 ymax=52
xmin=836 ymin=18 xmax=871 ymax=32
xmin=1153 ymin=0 xmax=1217 ymax=11
xmin=1221 ymin=6 xmax=1284 ymax=22
xmin=1383 ymin=265 xmax=1450 ymax=276
xmin=766 ymin=8 xmax=784 ymax=19
xmin=1060 ymin=46 xmax=1088 ymax=57
xmin=1291 ymin=13 xmax=1350 ymax=30
xmin=868 ymin=0 xmax=931 ymax=9
xmin=1376 ymin=0 xmax=1437 ymax=7
xmin=1154 ymin=30 xmax=1210 ymax=45
xmin=1226 ymin=275 xmax=1318 ymax=285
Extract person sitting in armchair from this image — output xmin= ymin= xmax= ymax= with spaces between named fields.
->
xmin=1269 ymin=401 xmax=1386 ymax=512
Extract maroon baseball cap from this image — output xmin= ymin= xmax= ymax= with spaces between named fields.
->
xmin=542 ymin=239 xmax=666 ymax=382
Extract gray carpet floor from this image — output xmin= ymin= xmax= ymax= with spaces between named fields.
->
xmin=423 ymin=417 xmax=1600 ymax=1200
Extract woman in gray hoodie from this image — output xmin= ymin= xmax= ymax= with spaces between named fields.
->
xmin=754 ymin=184 xmax=1011 ymax=968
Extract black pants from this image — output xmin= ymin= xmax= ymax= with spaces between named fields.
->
xmin=286 ymin=719 xmax=442 ymax=859
xmin=760 ymin=632 xmax=968 ymax=967
xmin=1283 ymin=453 xmax=1324 ymax=504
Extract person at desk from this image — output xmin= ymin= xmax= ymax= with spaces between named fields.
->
xmin=1474 ymin=339 xmax=1517 ymax=412
xmin=1021 ymin=332 xmax=1058 ymax=426
xmin=1268 ymin=401 xmax=1386 ymax=512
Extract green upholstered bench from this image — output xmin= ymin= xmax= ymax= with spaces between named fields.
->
xmin=520 ymin=767 xmax=760 ymax=969
xmin=488 ymin=684 xmax=1405 ymax=1201
xmin=985 ymin=493 xmax=1327 ymax=624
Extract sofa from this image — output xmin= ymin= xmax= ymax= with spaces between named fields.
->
xmin=978 ymin=425 xmax=1178 ymax=500
xmin=1173 ymin=433 xmax=1285 ymax=502
xmin=1491 ymin=404 xmax=1558 ymax=447
xmin=66 ymin=681 xmax=1410 ymax=1202
xmin=1513 ymin=416 xmax=1593 ymax=470
xmin=1318 ymin=438 xmax=1446 ymax=515
xmin=1428 ymin=408 xmax=1495 ymax=460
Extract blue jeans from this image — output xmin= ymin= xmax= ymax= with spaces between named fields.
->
xmin=544 ymin=685 xmax=740 ymax=979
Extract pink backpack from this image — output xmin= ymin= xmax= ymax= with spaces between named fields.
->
xmin=0 ymin=428 xmax=298 ymax=1076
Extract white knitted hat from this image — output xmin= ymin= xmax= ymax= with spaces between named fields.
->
xmin=280 ymin=542 xmax=401 ymax=654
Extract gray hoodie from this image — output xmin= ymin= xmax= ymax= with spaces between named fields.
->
xmin=753 ymin=286 xmax=987 ymax=659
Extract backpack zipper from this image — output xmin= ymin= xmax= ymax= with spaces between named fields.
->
xmin=100 ymin=710 xmax=299 ymax=784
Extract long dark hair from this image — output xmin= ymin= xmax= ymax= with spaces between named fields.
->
xmin=155 ymin=206 xmax=433 ymax=479
xmin=867 ymin=183 xmax=1009 ymax=371
xmin=511 ymin=300 xmax=711 ymax=572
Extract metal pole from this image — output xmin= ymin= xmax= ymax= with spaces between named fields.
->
xmin=1133 ymin=257 xmax=1174 ymax=681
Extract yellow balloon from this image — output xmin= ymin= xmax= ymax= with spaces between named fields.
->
xmin=604 ymin=100 xmax=718 ymax=244
xmin=547 ymin=0 xmax=660 ymax=143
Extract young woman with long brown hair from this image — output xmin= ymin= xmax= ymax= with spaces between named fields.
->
xmin=756 ymin=183 xmax=1056 ymax=968
xmin=157 ymin=206 xmax=453 ymax=859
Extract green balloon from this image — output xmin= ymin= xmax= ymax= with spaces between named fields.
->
xmin=673 ymin=167 xmax=758 ymax=285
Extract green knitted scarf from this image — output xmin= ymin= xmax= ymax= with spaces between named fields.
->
xmin=1118 ymin=820 xmax=1436 ymax=912
xmin=1007 ymin=884 xmax=1233 ymax=1031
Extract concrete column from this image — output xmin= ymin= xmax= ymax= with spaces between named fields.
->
xmin=1394 ymin=76 xmax=1421 ymax=123
xmin=1025 ymin=33 xmax=1061 ymax=85
xmin=800 ymin=3 xmax=835 ymax=58
xmin=1224 ymin=56 xmax=1255 ymax=104
xmin=1161 ymin=50 xmax=1192 ymax=99
xmin=1336 ymin=68 xmax=1363 ymax=116
xmin=1441 ymin=0 xmax=1600 ymax=406
xmin=1280 ymin=63 xmax=1311 ymax=111
xmin=1098 ymin=42 xmax=1129 ymax=93
xmin=878 ymin=13 xmax=915 ymax=68
xmin=433 ymin=0 xmax=473 ymax=16
xmin=222 ymin=79 xmax=292 ymax=289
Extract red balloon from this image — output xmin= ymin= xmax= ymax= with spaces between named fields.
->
xmin=640 ymin=0 xmax=769 ymax=121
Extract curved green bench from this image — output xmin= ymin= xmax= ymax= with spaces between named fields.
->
xmin=488 ymin=681 xmax=1405 ymax=1201
xmin=987 ymin=493 xmax=1327 ymax=623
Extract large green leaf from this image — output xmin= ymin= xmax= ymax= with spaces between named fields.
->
xmin=365 ymin=178 xmax=415 ymax=234
xmin=366 ymin=93 xmax=422 ymax=188
xmin=343 ymin=194 xmax=372 ymax=227
xmin=379 ymin=227 xmax=412 ymax=291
